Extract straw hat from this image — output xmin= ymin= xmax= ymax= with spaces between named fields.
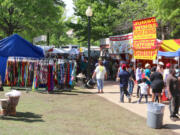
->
xmin=145 ymin=63 xmax=150 ymax=68
xmin=98 ymin=57 xmax=102 ymax=61
xmin=76 ymin=73 xmax=86 ymax=78
xmin=158 ymin=62 xmax=164 ymax=66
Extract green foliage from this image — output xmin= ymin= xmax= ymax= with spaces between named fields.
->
xmin=0 ymin=0 xmax=71 ymax=46
xmin=113 ymin=0 xmax=154 ymax=34
xmin=70 ymin=0 xmax=155 ymax=44
xmin=71 ymin=0 xmax=179 ymax=42
xmin=147 ymin=0 xmax=180 ymax=38
xmin=68 ymin=0 xmax=117 ymax=46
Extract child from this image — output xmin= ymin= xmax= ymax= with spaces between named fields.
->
xmin=137 ymin=78 xmax=148 ymax=103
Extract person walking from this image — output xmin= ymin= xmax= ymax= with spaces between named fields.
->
xmin=164 ymin=63 xmax=171 ymax=99
xmin=156 ymin=61 xmax=164 ymax=75
xmin=144 ymin=63 xmax=151 ymax=95
xmin=128 ymin=63 xmax=135 ymax=96
xmin=92 ymin=59 xmax=107 ymax=93
xmin=112 ymin=61 xmax=118 ymax=81
xmin=116 ymin=64 xmax=131 ymax=103
xmin=137 ymin=78 xmax=148 ymax=103
xmin=136 ymin=63 xmax=143 ymax=97
xmin=150 ymin=66 xmax=164 ymax=103
xmin=166 ymin=68 xmax=180 ymax=121
xmin=174 ymin=64 xmax=180 ymax=77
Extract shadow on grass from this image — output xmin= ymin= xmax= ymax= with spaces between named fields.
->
xmin=37 ymin=90 xmax=78 ymax=95
xmin=163 ymin=124 xmax=180 ymax=129
xmin=36 ymin=89 xmax=96 ymax=95
xmin=70 ymin=90 xmax=95 ymax=95
xmin=0 ymin=112 xmax=44 ymax=123
xmin=7 ymin=86 xmax=96 ymax=96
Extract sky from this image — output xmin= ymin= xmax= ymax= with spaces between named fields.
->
xmin=62 ymin=0 xmax=75 ymax=18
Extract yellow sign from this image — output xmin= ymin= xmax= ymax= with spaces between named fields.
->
xmin=133 ymin=17 xmax=158 ymax=60
xmin=133 ymin=28 xmax=156 ymax=40
xmin=134 ymin=50 xmax=157 ymax=60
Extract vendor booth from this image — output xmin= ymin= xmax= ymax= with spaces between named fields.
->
xmin=0 ymin=34 xmax=44 ymax=83
xmin=0 ymin=34 xmax=77 ymax=92
xmin=109 ymin=33 xmax=133 ymax=61
xmin=159 ymin=39 xmax=180 ymax=52
xmin=157 ymin=40 xmax=180 ymax=66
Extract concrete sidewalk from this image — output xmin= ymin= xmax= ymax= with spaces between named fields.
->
xmin=85 ymin=81 xmax=180 ymax=134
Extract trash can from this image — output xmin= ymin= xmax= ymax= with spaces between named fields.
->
xmin=147 ymin=102 xmax=165 ymax=129
xmin=76 ymin=73 xmax=86 ymax=88
xmin=5 ymin=90 xmax=21 ymax=116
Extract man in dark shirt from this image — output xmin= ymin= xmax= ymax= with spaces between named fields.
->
xmin=166 ymin=68 xmax=180 ymax=121
xmin=117 ymin=64 xmax=131 ymax=103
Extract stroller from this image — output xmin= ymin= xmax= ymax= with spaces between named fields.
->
xmin=86 ymin=79 xmax=96 ymax=89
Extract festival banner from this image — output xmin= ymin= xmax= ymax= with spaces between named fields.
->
xmin=134 ymin=50 xmax=157 ymax=60
xmin=133 ymin=39 xmax=157 ymax=50
xmin=109 ymin=33 xmax=133 ymax=54
xmin=133 ymin=17 xmax=158 ymax=60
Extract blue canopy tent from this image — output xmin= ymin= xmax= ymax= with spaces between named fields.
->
xmin=158 ymin=49 xmax=180 ymax=57
xmin=158 ymin=49 xmax=180 ymax=67
xmin=0 ymin=34 xmax=44 ymax=82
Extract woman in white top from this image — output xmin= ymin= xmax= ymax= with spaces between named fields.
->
xmin=92 ymin=59 xmax=107 ymax=93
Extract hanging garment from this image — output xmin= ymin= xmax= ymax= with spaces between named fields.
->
xmin=47 ymin=65 xmax=54 ymax=92
xmin=69 ymin=63 xmax=73 ymax=85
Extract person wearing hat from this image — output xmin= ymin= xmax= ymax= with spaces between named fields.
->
xmin=116 ymin=64 xmax=131 ymax=103
xmin=156 ymin=61 xmax=164 ymax=75
xmin=145 ymin=63 xmax=151 ymax=95
xmin=164 ymin=63 xmax=171 ymax=81
xmin=92 ymin=58 xmax=107 ymax=93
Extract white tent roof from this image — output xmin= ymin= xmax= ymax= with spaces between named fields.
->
xmin=68 ymin=48 xmax=79 ymax=55
xmin=36 ymin=45 xmax=54 ymax=52
xmin=50 ymin=48 xmax=67 ymax=54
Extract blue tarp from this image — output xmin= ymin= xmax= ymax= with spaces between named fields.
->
xmin=0 ymin=34 xmax=44 ymax=82
xmin=158 ymin=49 xmax=180 ymax=57
xmin=0 ymin=34 xmax=44 ymax=58
xmin=0 ymin=57 xmax=8 ymax=83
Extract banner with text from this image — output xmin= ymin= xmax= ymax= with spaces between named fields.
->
xmin=109 ymin=33 xmax=133 ymax=54
xmin=133 ymin=17 xmax=158 ymax=60
xmin=134 ymin=50 xmax=157 ymax=60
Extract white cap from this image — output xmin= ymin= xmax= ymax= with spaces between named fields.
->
xmin=145 ymin=63 xmax=150 ymax=68
xmin=158 ymin=61 xmax=164 ymax=66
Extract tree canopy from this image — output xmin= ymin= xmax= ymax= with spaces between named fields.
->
xmin=69 ymin=0 xmax=180 ymax=45
xmin=0 ymin=0 xmax=179 ymax=47
xmin=68 ymin=0 xmax=117 ymax=46
xmin=0 ymin=0 xmax=71 ymax=47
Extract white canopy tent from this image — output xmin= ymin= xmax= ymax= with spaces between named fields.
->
xmin=68 ymin=48 xmax=80 ymax=55
xmin=50 ymin=48 xmax=68 ymax=54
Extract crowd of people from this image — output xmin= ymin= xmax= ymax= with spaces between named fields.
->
xmin=92 ymin=58 xmax=180 ymax=121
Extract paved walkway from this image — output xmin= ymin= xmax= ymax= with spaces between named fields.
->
xmin=85 ymin=81 xmax=180 ymax=134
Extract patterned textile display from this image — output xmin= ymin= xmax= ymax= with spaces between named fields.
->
xmin=5 ymin=57 xmax=76 ymax=91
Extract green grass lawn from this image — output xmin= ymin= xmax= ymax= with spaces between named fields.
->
xmin=0 ymin=87 xmax=178 ymax=135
